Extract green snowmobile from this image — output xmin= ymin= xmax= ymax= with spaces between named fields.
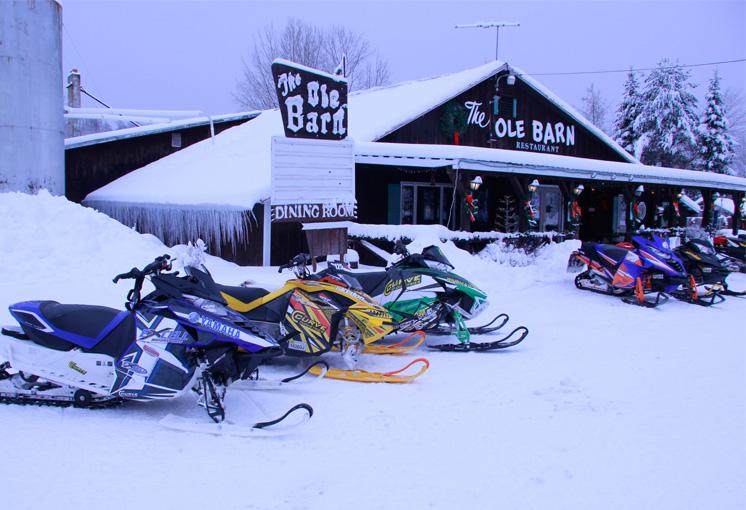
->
xmin=311 ymin=243 xmax=528 ymax=352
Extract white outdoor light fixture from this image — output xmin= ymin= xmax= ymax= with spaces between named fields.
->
xmin=469 ymin=176 xmax=483 ymax=191
xmin=573 ymin=184 xmax=585 ymax=196
xmin=528 ymin=179 xmax=539 ymax=193
xmin=635 ymin=185 xmax=645 ymax=196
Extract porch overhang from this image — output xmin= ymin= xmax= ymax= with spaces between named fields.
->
xmin=354 ymin=141 xmax=746 ymax=193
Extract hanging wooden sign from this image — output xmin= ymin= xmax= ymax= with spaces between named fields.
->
xmin=271 ymin=58 xmax=348 ymax=140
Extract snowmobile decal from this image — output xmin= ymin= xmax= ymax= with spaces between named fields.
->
xmin=384 ymin=275 xmax=422 ymax=296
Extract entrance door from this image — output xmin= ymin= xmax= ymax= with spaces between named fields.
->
xmin=531 ymin=185 xmax=563 ymax=231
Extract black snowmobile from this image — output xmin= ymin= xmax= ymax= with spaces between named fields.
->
xmin=713 ymin=234 xmax=746 ymax=273
xmin=676 ymin=238 xmax=746 ymax=297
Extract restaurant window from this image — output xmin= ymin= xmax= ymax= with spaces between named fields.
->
xmin=400 ymin=182 xmax=454 ymax=225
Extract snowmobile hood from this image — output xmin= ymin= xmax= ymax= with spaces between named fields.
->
xmin=430 ymin=270 xmax=487 ymax=299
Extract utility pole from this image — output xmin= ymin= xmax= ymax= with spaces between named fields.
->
xmin=455 ymin=21 xmax=520 ymax=60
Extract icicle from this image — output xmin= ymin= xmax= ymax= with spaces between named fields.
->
xmin=84 ymin=200 xmax=254 ymax=256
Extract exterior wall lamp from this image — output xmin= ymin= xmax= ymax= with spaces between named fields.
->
xmin=528 ymin=179 xmax=539 ymax=193
xmin=573 ymin=184 xmax=585 ymax=196
xmin=469 ymin=176 xmax=483 ymax=191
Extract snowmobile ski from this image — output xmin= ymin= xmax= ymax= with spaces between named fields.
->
xmin=722 ymin=283 xmax=746 ymax=297
xmin=621 ymin=292 xmax=668 ymax=308
xmin=362 ymin=331 xmax=426 ymax=355
xmin=428 ymin=313 xmax=510 ymax=336
xmin=428 ymin=325 xmax=529 ymax=352
xmin=670 ymin=289 xmax=726 ymax=307
xmin=308 ymin=357 xmax=429 ymax=383
xmin=235 ymin=361 xmax=330 ymax=390
xmin=159 ymin=403 xmax=313 ymax=437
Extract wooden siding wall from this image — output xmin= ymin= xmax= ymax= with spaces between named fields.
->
xmin=379 ymin=71 xmax=629 ymax=163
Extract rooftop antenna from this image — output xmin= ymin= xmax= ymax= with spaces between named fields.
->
xmin=455 ymin=21 xmax=520 ymax=60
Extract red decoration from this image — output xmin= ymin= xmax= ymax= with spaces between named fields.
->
xmin=465 ymin=193 xmax=477 ymax=222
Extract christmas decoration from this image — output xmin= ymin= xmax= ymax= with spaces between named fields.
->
xmin=464 ymin=193 xmax=478 ymax=223
xmin=494 ymin=195 xmax=519 ymax=233
xmin=440 ymin=101 xmax=468 ymax=145
xmin=524 ymin=199 xmax=538 ymax=229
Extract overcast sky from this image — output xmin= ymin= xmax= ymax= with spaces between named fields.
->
xmin=61 ymin=0 xmax=745 ymax=120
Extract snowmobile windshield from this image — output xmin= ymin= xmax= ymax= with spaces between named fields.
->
xmin=692 ymin=241 xmax=715 ymax=255
xmin=421 ymin=246 xmax=454 ymax=271
xmin=335 ymin=272 xmax=363 ymax=291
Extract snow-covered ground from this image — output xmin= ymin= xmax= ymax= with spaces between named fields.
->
xmin=1 ymin=191 xmax=744 ymax=509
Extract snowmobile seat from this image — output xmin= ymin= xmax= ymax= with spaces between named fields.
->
xmin=581 ymin=243 xmax=628 ymax=270
xmin=39 ymin=301 xmax=121 ymax=339
xmin=14 ymin=301 xmax=134 ymax=358
xmin=216 ymin=284 xmax=269 ymax=305
xmin=596 ymin=244 xmax=631 ymax=267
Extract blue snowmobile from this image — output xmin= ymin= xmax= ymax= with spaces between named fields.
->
xmin=0 ymin=255 xmax=314 ymax=430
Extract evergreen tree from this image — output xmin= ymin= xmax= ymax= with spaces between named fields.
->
xmin=612 ymin=69 xmax=642 ymax=157
xmin=634 ymin=59 xmax=699 ymax=168
xmin=698 ymin=70 xmax=736 ymax=175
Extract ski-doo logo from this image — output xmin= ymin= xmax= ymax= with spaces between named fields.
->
xmin=187 ymin=313 xmax=240 ymax=339
xmin=118 ymin=361 xmax=148 ymax=375
xmin=444 ymin=277 xmax=473 ymax=289
xmin=118 ymin=390 xmax=140 ymax=399
xmin=68 ymin=361 xmax=87 ymax=375
xmin=383 ymin=275 xmax=422 ymax=296
xmin=290 ymin=311 xmax=325 ymax=332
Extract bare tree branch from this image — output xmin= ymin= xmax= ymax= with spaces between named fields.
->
xmin=234 ymin=20 xmax=390 ymax=110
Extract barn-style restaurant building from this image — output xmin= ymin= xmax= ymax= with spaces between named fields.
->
xmin=75 ymin=61 xmax=746 ymax=265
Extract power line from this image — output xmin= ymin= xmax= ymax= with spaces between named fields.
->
xmin=527 ymin=58 xmax=746 ymax=77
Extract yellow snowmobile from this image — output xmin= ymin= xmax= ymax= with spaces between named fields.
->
xmin=216 ymin=255 xmax=429 ymax=383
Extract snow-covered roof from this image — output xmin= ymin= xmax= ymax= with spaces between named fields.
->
xmin=355 ymin=142 xmax=746 ymax=191
xmin=85 ymin=60 xmax=646 ymax=210
xmin=65 ymin=111 xmax=260 ymax=150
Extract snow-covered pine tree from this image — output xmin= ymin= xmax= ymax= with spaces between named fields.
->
xmin=494 ymin=195 xmax=519 ymax=233
xmin=612 ymin=69 xmax=642 ymax=157
xmin=698 ymin=70 xmax=736 ymax=175
xmin=634 ymin=59 xmax=699 ymax=169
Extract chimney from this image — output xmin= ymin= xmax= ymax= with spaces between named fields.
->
xmin=66 ymin=69 xmax=81 ymax=137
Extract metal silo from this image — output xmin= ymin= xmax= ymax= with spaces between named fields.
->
xmin=0 ymin=0 xmax=64 ymax=195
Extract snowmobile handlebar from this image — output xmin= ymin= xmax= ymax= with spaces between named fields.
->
xmin=113 ymin=255 xmax=172 ymax=310
xmin=278 ymin=253 xmax=312 ymax=277
xmin=113 ymin=255 xmax=172 ymax=283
